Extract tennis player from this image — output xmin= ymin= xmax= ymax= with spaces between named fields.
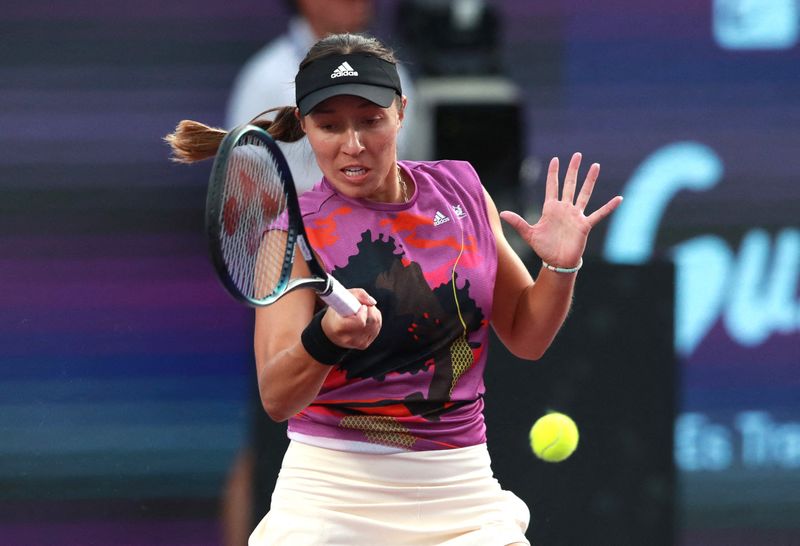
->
xmin=167 ymin=32 xmax=621 ymax=546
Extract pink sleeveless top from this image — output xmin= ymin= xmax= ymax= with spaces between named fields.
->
xmin=287 ymin=160 xmax=498 ymax=451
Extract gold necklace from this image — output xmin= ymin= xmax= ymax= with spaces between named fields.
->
xmin=396 ymin=164 xmax=408 ymax=203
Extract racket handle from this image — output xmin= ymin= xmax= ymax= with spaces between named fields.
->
xmin=321 ymin=276 xmax=363 ymax=316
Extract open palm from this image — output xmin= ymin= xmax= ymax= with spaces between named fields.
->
xmin=500 ymin=153 xmax=623 ymax=269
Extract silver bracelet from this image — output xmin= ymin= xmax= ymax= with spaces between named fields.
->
xmin=541 ymin=256 xmax=583 ymax=274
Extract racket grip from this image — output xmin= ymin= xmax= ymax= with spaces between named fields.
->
xmin=321 ymin=276 xmax=363 ymax=316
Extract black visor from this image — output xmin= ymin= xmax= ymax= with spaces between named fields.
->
xmin=295 ymin=54 xmax=402 ymax=116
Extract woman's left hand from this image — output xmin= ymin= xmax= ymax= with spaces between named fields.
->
xmin=499 ymin=152 xmax=623 ymax=269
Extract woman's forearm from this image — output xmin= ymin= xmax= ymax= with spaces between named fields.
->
xmin=256 ymin=341 xmax=332 ymax=422
xmin=506 ymin=268 xmax=577 ymax=360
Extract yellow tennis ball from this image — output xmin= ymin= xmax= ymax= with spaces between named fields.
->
xmin=530 ymin=412 xmax=579 ymax=462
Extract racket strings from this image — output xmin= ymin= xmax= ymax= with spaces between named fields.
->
xmin=219 ymin=137 xmax=291 ymax=300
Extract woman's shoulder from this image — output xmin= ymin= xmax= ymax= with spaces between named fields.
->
xmin=402 ymin=160 xmax=482 ymax=192
xmin=402 ymin=159 xmax=477 ymax=176
xmin=297 ymin=180 xmax=342 ymax=217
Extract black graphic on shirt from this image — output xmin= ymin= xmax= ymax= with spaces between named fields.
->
xmin=331 ymin=230 xmax=484 ymax=418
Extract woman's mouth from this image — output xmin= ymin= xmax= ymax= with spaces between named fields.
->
xmin=342 ymin=166 xmax=368 ymax=178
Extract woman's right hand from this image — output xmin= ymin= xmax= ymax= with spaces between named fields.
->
xmin=321 ymin=288 xmax=382 ymax=350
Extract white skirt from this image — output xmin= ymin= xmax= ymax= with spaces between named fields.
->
xmin=249 ymin=440 xmax=530 ymax=546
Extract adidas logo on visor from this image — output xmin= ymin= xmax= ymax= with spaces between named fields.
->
xmin=330 ymin=62 xmax=358 ymax=78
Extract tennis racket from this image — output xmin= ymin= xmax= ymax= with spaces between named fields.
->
xmin=205 ymin=124 xmax=361 ymax=316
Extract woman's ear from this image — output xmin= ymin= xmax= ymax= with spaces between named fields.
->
xmin=295 ymin=107 xmax=306 ymax=133
xmin=397 ymin=96 xmax=408 ymax=127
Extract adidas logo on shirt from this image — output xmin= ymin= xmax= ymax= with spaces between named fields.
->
xmin=433 ymin=210 xmax=450 ymax=226
xmin=330 ymin=62 xmax=358 ymax=78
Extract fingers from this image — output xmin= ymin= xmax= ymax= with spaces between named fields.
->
xmin=586 ymin=195 xmax=624 ymax=227
xmin=575 ymin=162 xmax=600 ymax=213
xmin=350 ymin=304 xmax=382 ymax=350
xmin=517 ymin=152 xmax=619 ymax=231
xmin=350 ymin=288 xmax=377 ymax=307
xmin=561 ymin=152 xmax=582 ymax=204
xmin=546 ymin=152 xmax=602 ymax=212
xmin=324 ymin=290 xmax=382 ymax=350
xmin=544 ymin=157 xmax=559 ymax=202
xmin=350 ymin=288 xmax=381 ymax=343
xmin=498 ymin=210 xmax=530 ymax=236
xmin=363 ymin=305 xmax=382 ymax=332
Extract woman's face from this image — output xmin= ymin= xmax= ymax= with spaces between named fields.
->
xmin=300 ymin=94 xmax=405 ymax=202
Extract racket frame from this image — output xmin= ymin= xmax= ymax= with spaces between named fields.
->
xmin=206 ymin=124 xmax=357 ymax=314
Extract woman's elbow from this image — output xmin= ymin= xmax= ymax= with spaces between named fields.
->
xmin=508 ymin=340 xmax=551 ymax=362
xmin=257 ymin=377 xmax=296 ymax=422
xmin=261 ymin=398 xmax=294 ymax=423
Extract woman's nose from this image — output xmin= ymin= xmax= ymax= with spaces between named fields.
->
xmin=341 ymin=127 xmax=365 ymax=155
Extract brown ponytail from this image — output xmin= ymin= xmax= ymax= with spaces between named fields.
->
xmin=164 ymin=106 xmax=305 ymax=164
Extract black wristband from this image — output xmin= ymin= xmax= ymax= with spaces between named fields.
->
xmin=301 ymin=310 xmax=350 ymax=366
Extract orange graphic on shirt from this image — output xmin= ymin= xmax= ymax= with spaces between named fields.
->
xmin=422 ymin=243 xmax=484 ymax=286
xmin=379 ymin=212 xmax=478 ymax=253
xmin=379 ymin=211 xmax=430 ymax=232
xmin=305 ymin=206 xmax=352 ymax=249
